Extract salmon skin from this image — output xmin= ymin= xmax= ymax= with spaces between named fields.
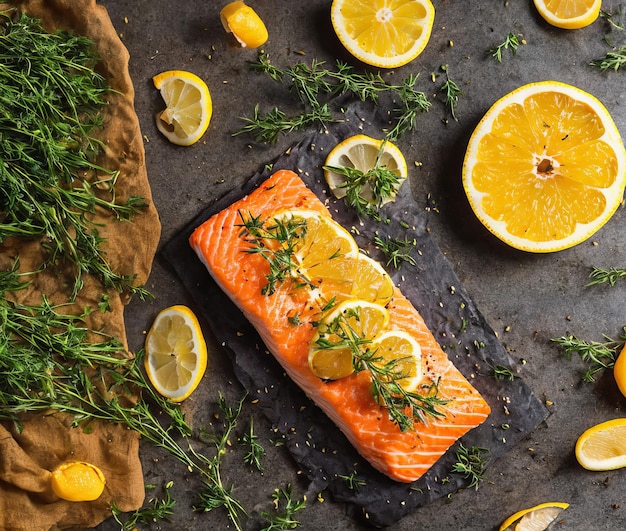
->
xmin=189 ymin=169 xmax=491 ymax=483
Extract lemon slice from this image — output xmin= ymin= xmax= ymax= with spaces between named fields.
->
xmin=575 ymin=418 xmax=626 ymax=471
xmin=371 ymin=330 xmax=422 ymax=392
xmin=51 ymin=461 xmax=107 ymax=502
xmin=145 ymin=305 xmax=208 ymax=402
xmin=350 ymin=254 xmax=394 ymax=307
xmin=272 ymin=209 xmax=359 ymax=297
xmin=330 ymin=0 xmax=435 ymax=68
xmin=220 ymin=1 xmax=268 ymax=48
xmin=499 ymin=502 xmax=569 ymax=531
xmin=152 ymin=70 xmax=212 ymax=146
xmin=613 ymin=344 xmax=626 ymax=398
xmin=462 ymin=81 xmax=626 ymax=253
xmin=533 ymin=0 xmax=601 ymax=29
xmin=309 ymin=299 xmax=390 ymax=380
xmin=324 ymin=134 xmax=408 ymax=207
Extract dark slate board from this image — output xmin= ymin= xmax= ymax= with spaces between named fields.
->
xmin=161 ymin=109 xmax=548 ymax=528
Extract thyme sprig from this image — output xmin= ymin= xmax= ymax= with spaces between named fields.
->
xmin=260 ymin=484 xmax=306 ymax=531
xmin=0 ymin=12 xmax=148 ymax=300
xmin=237 ymin=211 xmax=313 ymax=295
xmin=489 ymin=32 xmax=522 ymax=62
xmin=374 ymin=235 xmax=417 ymax=269
xmin=552 ymin=329 xmax=626 ymax=382
xmin=591 ymin=45 xmax=626 ymax=71
xmin=242 ymin=417 xmax=266 ymax=471
xmin=112 ymin=481 xmax=176 ymax=530
xmin=587 ymin=266 xmax=626 ymax=286
xmin=314 ymin=305 xmax=448 ymax=431
xmin=237 ymin=51 xmax=430 ymax=144
xmin=451 ymin=443 xmax=490 ymax=490
xmin=439 ymin=65 xmax=463 ymax=121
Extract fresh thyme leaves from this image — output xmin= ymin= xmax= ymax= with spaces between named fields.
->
xmin=593 ymin=45 xmax=626 ymax=69
xmin=242 ymin=417 xmax=266 ymax=471
xmin=600 ymin=8 xmax=626 ymax=30
xmin=260 ymin=484 xmax=306 ymax=531
xmin=552 ymin=329 xmax=626 ymax=382
xmin=587 ymin=266 xmax=626 ymax=286
xmin=314 ymin=305 xmax=447 ymax=431
xmin=374 ymin=235 xmax=417 ymax=268
xmin=237 ymin=51 xmax=430 ymax=144
xmin=237 ymin=210 xmax=311 ymax=295
xmin=339 ymin=471 xmax=367 ymax=491
xmin=0 ymin=12 xmax=147 ymax=300
xmin=112 ymin=481 xmax=176 ymax=530
xmin=439 ymin=65 xmax=463 ymax=121
xmin=234 ymin=103 xmax=333 ymax=145
xmin=489 ymin=32 xmax=522 ymax=62
xmin=590 ymin=45 xmax=626 ymax=72
xmin=491 ymin=365 xmax=516 ymax=381
xmin=450 ymin=443 xmax=490 ymax=490
xmin=195 ymin=393 xmax=248 ymax=529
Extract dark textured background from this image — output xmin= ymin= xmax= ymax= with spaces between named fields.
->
xmin=97 ymin=1 xmax=626 ymax=529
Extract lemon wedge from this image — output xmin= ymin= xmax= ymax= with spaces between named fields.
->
xmin=499 ymin=502 xmax=569 ymax=531
xmin=220 ymin=1 xmax=268 ymax=48
xmin=145 ymin=305 xmax=208 ymax=402
xmin=575 ymin=418 xmax=626 ymax=471
xmin=152 ymin=70 xmax=212 ymax=146
xmin=51 ymin=461 xmax=106 ymax=502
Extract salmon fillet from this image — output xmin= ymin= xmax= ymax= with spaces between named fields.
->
xmin=189 ymin=169 xmax=491 ymax=483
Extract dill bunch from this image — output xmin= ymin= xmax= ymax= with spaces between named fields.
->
xmin=0 ymin=12 xmax=147 ymax=300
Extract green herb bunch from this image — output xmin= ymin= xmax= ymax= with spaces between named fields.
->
xmin=237 ymin=51 xmax=430 ymax=144
xmin=0 ymin=12 xmax=147 ymax=300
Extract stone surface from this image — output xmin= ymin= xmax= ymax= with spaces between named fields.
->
xmin=96 ymin=1 xmax=626 ymax=530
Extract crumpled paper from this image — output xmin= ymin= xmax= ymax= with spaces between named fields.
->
xmin=163 ymin=106 xmax=549 ymax=528
xmin=0 ymin=1 xmax=160 ymax=529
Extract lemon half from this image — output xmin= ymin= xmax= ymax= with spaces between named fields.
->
xmin=463 ymin=80 xmax=626 ymax=253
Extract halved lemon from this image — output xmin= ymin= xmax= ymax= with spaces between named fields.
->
xmin=324 ymin=134 xmax=408 ymax=207
xmin=613 ymin=344 xmax=626 ymax=398
xmin=152 ymin=70 xmax=212 ymax=146
xmin=499 ymin=502 xmax=569 ymax=531
xmin=272 ymin=209 xmax=359 ymax=297
xmin=463 ymin=81 xmax=626 ymax=253
xmin=51 ymin=461 xmax=107 ymax=502
xmin=145 ymin=305 xmax=208 ymax=402
xmin=220 ymin=1 xmax=268 ymax=48
xmin=371 ymin=330 xmax=422 ymax=392
xmin=533 ymin=0 xmax=601 ymax=29
xmin=330 ymin=0 xmax=435 ymax=68
xmin=575 ymin=418 xmax=626 ymax=471
xmin=309 ymin=299 xmax=390 ymax=380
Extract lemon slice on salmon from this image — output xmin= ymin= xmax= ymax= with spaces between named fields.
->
xmin=371 ymin=330 xmax=422 ymax=392
xmin=272 ymin=209 xmax=359 ymax=297
xmin=309 ymin=300 xmax=390 ymax=380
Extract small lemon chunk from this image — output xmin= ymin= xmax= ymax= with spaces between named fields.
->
xmin=220 ymin=1 xmax=268 ymax=48
xmin=51 ymin=461 xmax=106 ymax=502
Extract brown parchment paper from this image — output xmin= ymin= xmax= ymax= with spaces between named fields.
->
xmin=0 ymin=1 xmax=161 ymax=529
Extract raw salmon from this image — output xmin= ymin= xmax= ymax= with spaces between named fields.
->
xmin=189 ymin=169 xmax=491 ymax=483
